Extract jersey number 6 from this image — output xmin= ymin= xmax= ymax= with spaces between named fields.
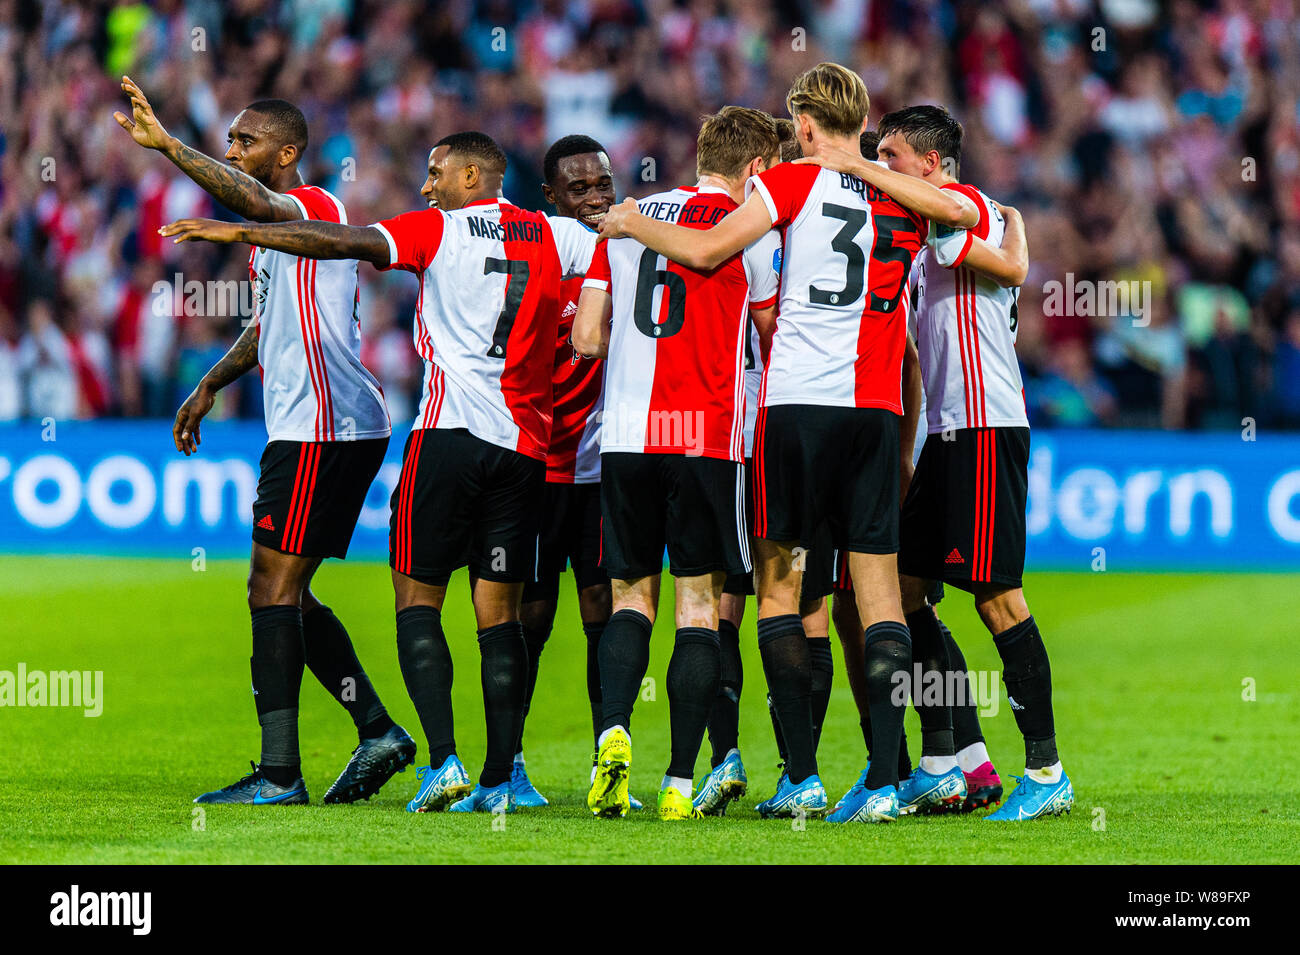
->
xmin=633 ymin=247 xmax=686 ymax=339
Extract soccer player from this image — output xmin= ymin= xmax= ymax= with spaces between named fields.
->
xmin=694 ymin=116 xmax=803 ymax=816
xmin=509 ymin=134 xmax=617 ymax=808
xmin=573 ymin=106 xmax=781 ymax=821
xmin=163 ymin=131 xmax=593 ymax=815
xmin=598 ymin=63 xmax=980 ymax=821
xmin=115 ymin=79 xmax=414 ymax=806
xmin=821 ymin=120 xmax=1023 ymax=816
xmin=873 ymin=104 xmax=1072 ymax=821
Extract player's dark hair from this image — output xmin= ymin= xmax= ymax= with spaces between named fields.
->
xmin=775 ymin=118 xmax=801 ymax=163
xmin=860 ymin=129 xmax=880 ymax=159
xmin=244 ymin=99 xmax=309 ymax=153
xmin=435 ymin=130 xmax=508 ymax=177
xmin=877 ymin=104 xmax=963 ymax=175
xmin=543 ymin=134 xmax=609 ymax=185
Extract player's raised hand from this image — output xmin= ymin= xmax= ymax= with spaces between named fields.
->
xmin=113 ymin=75 xmax=172 ymax=151
xmin=173 ymin=384 xmax=215 ymax=455
xmin=596 ymin=197 xmax=639 ymax=240
xmin=159 ymin=219 xmax=244 ymax=244
xmin=793 ymin=140 xmax=865 ymax=175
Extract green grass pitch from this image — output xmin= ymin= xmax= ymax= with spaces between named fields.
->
xmin=2 ymin=556 xmax=1296 ymax=864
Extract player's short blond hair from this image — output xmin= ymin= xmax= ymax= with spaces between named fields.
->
xmin=696 ymin=106 xmax=780 ymax=180
xmin=786 ymin=62 xmax=871 ymax=138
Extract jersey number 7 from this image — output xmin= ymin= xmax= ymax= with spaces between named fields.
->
xmin=484 ymin=257 xmax=529 ymax=359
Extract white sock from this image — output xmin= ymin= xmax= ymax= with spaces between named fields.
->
xmin=1026 ymin=761 xmax=1062 ymax=784
xmin=725 ymin=747 xmax=740 ymax=761
xmin=597 ymin=725 xmax=627 ymax=749
xmin=663 ymin=774 xmax=692 ymax=799
xmin=957 ymin=742 xmax=991 ymax=774
xmin=919 ymin=755 xmax=958 ymax=775
xmin=513 ymin=752 xmax=525 ymax=764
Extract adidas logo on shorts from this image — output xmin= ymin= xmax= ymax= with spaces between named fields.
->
xmin=945 ymin=548 xmax=964 ymax=564
xmin=256 ymin=514 xmax=276 ymax=532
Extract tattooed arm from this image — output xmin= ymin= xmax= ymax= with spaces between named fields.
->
xmin=159 ymin=218 xmax=392 ymax=267
xmin=173 ymin=319 xmax=260 ymax=455
xmin=114 ymin=75 xmax=301 ymax=223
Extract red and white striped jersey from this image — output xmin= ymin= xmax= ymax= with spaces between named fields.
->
xmin=373 ymin=198 xmax=576 ymax=460
xmin=249 ymin=185 xmax=390 ymax=442
xmin=545 ymin=218 xmax=602 ymax=484
xmin=912 ymin=182 xmax=1027 ymax=433
xmin=748 ymin=162 xmax=926 ymax=413
xmin=583 ymin=184 xmax=780 ymax=462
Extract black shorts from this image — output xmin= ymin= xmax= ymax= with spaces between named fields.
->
xmin=723 ymin=458 xmax=757 ymax=596
xmin=252 ymin=437 xmax=387 ymax=559
xmin=521 ymin=481 xmax=607 ymax=604
xmin=389 ymin=428 xmax=544 ymax=587
xmin=601 ymin=452 xmax=749 ymax=580
xmin=723 ymin=459 xmax=834 ymax=602
xmin=797 ymin=524 xmax=836 ymax=602
xmin=753 ymin=404 xmax=900 ymax=554
xmin=898 ymin=427 xmax=1029 ymax=592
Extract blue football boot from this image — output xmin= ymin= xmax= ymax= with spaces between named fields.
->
xmin=985 ymin=771 xmax=1073 ymax=821
xmin=449 ymin=781 xmax=515 ymax=814
xmin=405 ymin=754 xmax=473 ymax=813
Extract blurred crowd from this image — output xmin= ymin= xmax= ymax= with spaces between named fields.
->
xmin=1 ymin=0 xmax=1299 ymax=431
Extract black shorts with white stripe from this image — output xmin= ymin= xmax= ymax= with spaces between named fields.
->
xmin=599 ymin=452 xmax=750 ymax=580
xmin=522 ymin=480 xmax=606 ymax=603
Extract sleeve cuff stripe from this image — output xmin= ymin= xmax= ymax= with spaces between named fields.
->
xmin=371 ymin=222 xmax=399 ymax=267
xmin=751 ymin=179 xmax=779 ymax=225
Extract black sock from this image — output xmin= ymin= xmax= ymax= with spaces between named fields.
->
xmin=863 ymin=621 xmax=912 ymax=791
xmin=769 ymin=693 xmax=789 ymax=765
xmin=898 ymin=725 xmax=913 ymax=780
xmin=515 ymin=622 xmax=551 ymax=755
xmin=707 ymin=619 xmax=743 ymax=766
xmin=904 ymin=606 xmax=954 ymax=757
xmin=808 ymin=637 xmax=833 ymax=755
xmin=757 ymin=615 xmax=817 ymax=784
xmin=993 ymin=616 xmax=1058 ymax=769
xmin=478 ymin=622 xmax=526 ymax=787
xmin=598 ymin=609 xmax=653 ymax=733
xmin=583 ymin=621 xmax=605 ymax=754
xmin=250 ymin=605 xmax=305 ymax=786
xmin=859 ymin=711 xmax=913 ymax=782
xmin=941 ymin=619 xmax=985 ymax=752
xmin=302 ymin=605 xmax=393 ymax=740
xmin=666 ymin=627 xmax=720 ymax=779
xmin=395 ymin=606 xmax=456 ymax=768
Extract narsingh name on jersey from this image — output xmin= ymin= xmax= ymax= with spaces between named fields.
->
xmin=465 ymin=216 xmax=548 ymax=243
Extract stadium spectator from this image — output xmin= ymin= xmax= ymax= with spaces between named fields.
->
xmin=0 ymin=0 xmax=1294 ymax=430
